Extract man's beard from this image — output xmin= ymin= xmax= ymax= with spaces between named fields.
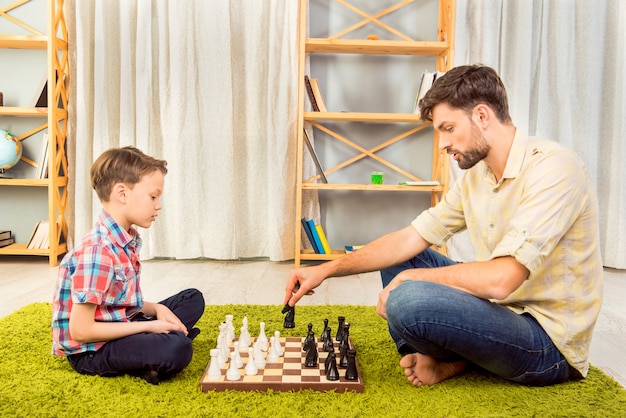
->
xmin=455 ymin=123 xmax=491 ymax=170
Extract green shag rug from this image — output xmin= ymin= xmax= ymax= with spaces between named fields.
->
xmin=1 ymin=303 xmax=626 ymax=417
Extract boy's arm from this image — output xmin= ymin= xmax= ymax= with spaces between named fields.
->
xmin=69 ymin=302 xmax=187 ymax=343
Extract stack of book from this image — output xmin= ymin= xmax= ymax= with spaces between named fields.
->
xmin=413 ymin=70 xmax=447 ymax=115
xmin=300 ymin=218 xmax=331 ymax=254
xmin=0 ymin=230 xmax=14 ymax=248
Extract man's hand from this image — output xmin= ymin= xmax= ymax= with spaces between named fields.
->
xmin=283 ymin=265 xmax=328 ymax=307
xmin=376 ymin=273 xmax=407 ymax=319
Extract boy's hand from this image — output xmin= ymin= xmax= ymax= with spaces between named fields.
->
xmin=150 ymin=303 xmax=188 ymax=335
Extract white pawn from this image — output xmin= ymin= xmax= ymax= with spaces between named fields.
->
xmin=233 ymin=342 xmax=244 ymax=368
xmin=273 ymin=330 xmax=284 ymax=356
xmin=267 ymin=336 xmax=279 ymax=362
xmin=207 ymin=348 xmax=222 ymax=380
xmin=256 ymin=322 xmax=268 ymax=351
xmin=244 ymin=347 xmax=258 ymax=376
xmin=239 ymin=317 xmax=250 ymax=350
xmin=225 ymin=314 xmax=235 ymax=343
xmin=216 ymin=334 xmax=228 ymax=366
xmin=253 ymin=342 xmax=266 ymax=369
xmin=226 ymin=351 xmax=241 ymax=381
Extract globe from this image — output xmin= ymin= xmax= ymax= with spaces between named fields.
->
xmin=0 ymin=129 xmax=22 ymax=171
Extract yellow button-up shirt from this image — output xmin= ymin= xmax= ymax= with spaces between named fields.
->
xmin=412 ymin=130 xmax=604 ymax=377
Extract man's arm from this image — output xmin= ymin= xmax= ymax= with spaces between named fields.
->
xmin=68 ymin=302 xmax=187 ymax=343
xmin=376 ymin=256 xmax=529 ymax=318
xmin=284 ymin=225 xmax=430 ymax=306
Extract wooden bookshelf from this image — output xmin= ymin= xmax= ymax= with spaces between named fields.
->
xmin=294 ymin=0 xmax=455 ymax=266
xmin=0 ymin=0 xmax=70 ymax=266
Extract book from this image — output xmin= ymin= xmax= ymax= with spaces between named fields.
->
xmin=301 ymin=217 xmax=320 ymax=253
xmin=303 ymin=129 xmax=327 ymax=183
xmin=315 ymin=224 xmax=331 ymax=254
xmin=306 ymin=219 xmax=326 ymax=254
xmin=309 ymin=78 xmax=327 ymax=112
xmin=31 ymin=70 xmax=49 ymax=107
xmin=304 ymin=75 xmax=320 ymax=112
xmin=399 ymin=180 xmax=440 ymax=186
xmin=413 ymin=70 xmax=446 ymax=115
xmin=26 ymin=221 xmax=49 ymax=249
xmin=0 ymin=230 xmax=11 ymax=240
xmin=344 ymin=245 xmax=364 ymax=254
xmin=36 ymin=133 xmax=49 ymax=179
xmin=0 ymin=238 xmax=15 ymax=248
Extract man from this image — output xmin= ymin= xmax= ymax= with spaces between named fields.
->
xmin=284 ymin=65 xmax=603 ymax=387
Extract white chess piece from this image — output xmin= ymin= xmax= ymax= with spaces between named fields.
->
xmin=273 ymin=330 xmax=284 ymax=356
xmin=216 ymin=334 xmax=228 ymax=366
xmin=207 ymin=348 xmax=222 ymax=380
xmin=239 ymin=317 xmax=250 ymax=350
xmin=233 ymin=342 xmax=244 ymax=368
xmin=256 ymin=322 xmax=268 ymax=351
xmin=244 ymin=347 xmax=258 ymax=376
xmin=253 ymin=342 xmax=266 ymax=368
xmin=226 ymin=351 xmax=241 ymax=381
xmin=225 ymin=314 xmax=235 ymax=343
xmin=267 ymin=336 xmax=279 ymax=362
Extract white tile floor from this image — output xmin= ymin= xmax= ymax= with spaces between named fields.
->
xmin=1 ymin=256 xmax=623 ymax=387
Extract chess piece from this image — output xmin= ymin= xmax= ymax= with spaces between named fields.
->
xmin=253 ymin=343 xmax=266 ymax=368
xmin=336 ymin=316 xmax=345 ymax=342
xmin=305 ymin=341 xmax=318 ymax=368
xmin=273 ymin=331 xmax=284 ymax=356
xmin=226 ymin=351 xmax=241 ymax=381
xmin=257 ymin=322 xmax=268 ymax=351
xmin=324 ymin=346 xmax=335 ymax=374
xmin=282 ymin=303 xmax=295 ymax=328
xmin=267 ymin=336 xmax=280 ymax=362
xmin=239 ymin=317 xmax=250 ymax=350
xmin=303 ymin=327 xmax=315 ymax=352
xmin=320 ymin=318 xmax=329 ymax=342
xmin=207 ymin=348 xmax=222 ymax=380
xmin=225 ymin=314 xmax=235 ymax=343
xmin=325 ymin=351 xmax=340 ymax=381
xmin=216 ymin=334 xmax=228 ymax=366
xmin=244 ymin=347 xmax=258 ymax=375
xmin=345 ymin=349 xmax=358 ymax=380
xmin=339 ymin=322 xmax=350 ymax=368
xmin=233 ymin=342 xmax=244 ymax=368
xmin=323 ymin=328 xmax=334 ymax=352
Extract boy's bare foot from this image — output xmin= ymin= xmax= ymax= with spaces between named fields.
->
xmin=399 ymin=353 xmax=466 ymax=386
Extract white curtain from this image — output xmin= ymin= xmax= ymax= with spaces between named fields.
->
xmin=449 ymin=0 xmax=626 ymax=269
xmin=66 ymin=0 xmax=300 ymax=261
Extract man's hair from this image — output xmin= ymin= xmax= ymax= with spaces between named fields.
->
xmin=419 ymin=64 xmax=512 ymax=124
xmin=90 ymin=146 xmax=168 ymax=202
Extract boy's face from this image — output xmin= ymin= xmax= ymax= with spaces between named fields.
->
xmin=124 ymin=169 xmax=165 ymax=229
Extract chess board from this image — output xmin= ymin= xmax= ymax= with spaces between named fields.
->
xmin=199 ymin=336 xmax=363 ymax=393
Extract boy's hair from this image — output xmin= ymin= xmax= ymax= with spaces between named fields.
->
xmin=419 ymin=64 xmax=512 ymax=124
xmin=90 ymin=146 xmax=168 ymax=202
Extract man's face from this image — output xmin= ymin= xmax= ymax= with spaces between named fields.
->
xmin=432 ymin=103 xmax=490 ymax=170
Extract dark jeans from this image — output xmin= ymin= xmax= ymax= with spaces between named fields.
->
xmin=381 ymin=249 xmax=574 ymax=386
xmin=67 ymin=288 xmax=204 ymax=380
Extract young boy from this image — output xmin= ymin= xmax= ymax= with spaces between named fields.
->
xmin=52 ymin=146 xmax=205 ymax=384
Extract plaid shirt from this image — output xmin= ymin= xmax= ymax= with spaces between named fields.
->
xmin=52 ymin=210 xmax=144 ymax=356
xmin=412 ymin=131 xmax=604 ymax=377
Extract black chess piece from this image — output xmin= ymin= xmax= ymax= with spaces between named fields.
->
xmin=339 ymin=339 xmax=348 ymax=368
xmin=305 ymin=341 xmax=318 ymax=368
xmin=335 ymin=316 xmax=345 ymax=342
xmin=281 ymin=304 xmax=295 ymax=328
xmin=345 ymin=349 xmax=358 ymax=380
xmin=322 ymin=327 xmax=334 ymax=352
xmin=303 ymin=329 xmax=315 ymax=352
xmin=320 ymin=318 xmax=329 ymax=342
xmin=326 ymin=350 xmax=340 ymax=381
xmin=324 ymin=346 xmax=335 ymax=374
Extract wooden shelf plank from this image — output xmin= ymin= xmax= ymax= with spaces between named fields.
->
xmin=304 ymin=111 xmax=426 ymax=123
xmin=0 ymin=107 xmax=48 ymax=117
xmin=306 ymin=38 xmax=450 ymax=55
xmin=301 ymin=183 xmax=444 ymax=192
xmin=0 ymin=178 xmax=50 ymax=186
xmin=0 ymin=35 xmax=47 ymax=49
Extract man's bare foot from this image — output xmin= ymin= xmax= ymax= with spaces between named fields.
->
xmin=399 ymin=353 xmax=466 ymax=387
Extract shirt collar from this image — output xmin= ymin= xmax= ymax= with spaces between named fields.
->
xmin=480 ymin=129 xmax=528 ymax=184
xmin=97 ymin=209 xmax=142 ymax=251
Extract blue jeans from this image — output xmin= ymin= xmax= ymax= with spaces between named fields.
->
xmin=381 ymin=249 xmax=574 ymax=386
xmin=67 ymin=288 xmax=204 ymax=381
